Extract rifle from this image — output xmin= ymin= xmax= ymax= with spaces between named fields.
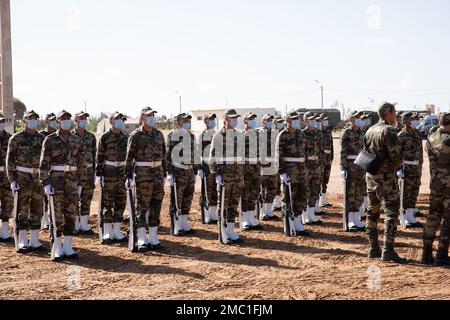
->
xmin=399 ymin=175 xmax=407 ymax=228
xmin=12 ymin=191 xmax=19 ymax=252
xmin=256 ymin=184 xmax=263 ymax=221
xmin=284 ymin=182 xmax=296 ymax=237
xmin=98 ymin=182 xmax=104 ymax=242
xmin=218 ymin=185 xmax=229 ymax=244
xmin=200 ymin=176 xmax=208 ymax=224
xmin=169 ymin=181 xmax=180 ymax=236
xmin=48 ymin=193 xmax=58 ymax=261
xmin=343 ymin=176 xmax=349 ymax=232
xmin=126 ymin=182 xmax=137 ymax=252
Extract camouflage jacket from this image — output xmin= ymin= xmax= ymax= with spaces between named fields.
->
xmin=6 ymin=130 xmax=45 ymax=182
xmin=209 ymin=128 xmax=244 ymax=178
xmin=426 ymin=128 xmax=450 ymax=177
xmin=0 ymin=131 xmax=12 ymax=184
xmin=398 ymin=127 xmax=423 ymax=165
xmin=340 ymin=126 xmax=364 ymax=171
xmin=364 ymin=120 xmax=401 ymax=174
xmin=243 ymin=128 xmax=260 ymax=174
xmin=198 ymin=129 xmax=215 ymax=170
xmin=96 ymin=129 xmax=129 ymax=178
xmin=322 ymin=128 xmax=334 ymax=163
xmin=40 ymin=128 xmax=57 ymax=138
xmin=166 ymin=128 xmax=197 ymax=175
xmin=257 ymin=127 xmax=280 ymax=167
xmin=125 ymin=127 xmax=167 ymax=179
xmin=275 ymin=128 xmax=307 ymax=175
xmin=72 ymin=129 xmax=97 ymax=172
xmin=39 ymin=131 xmax=86 ymax=186
xmin=303 ymin=127 xmax=324 ymax=167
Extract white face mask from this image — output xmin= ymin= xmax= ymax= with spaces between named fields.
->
xmin=229 ymin=118 xmax=238 ymax=129
xmin=322 ymin=120 xmax=329 ymax=128
xmin=277 ymin=122 xmax=285 ymax=130
xmin=354 ymin=119 xmax=364 ymax=128
xmin=291 ymin=120 xmax=301 ymax=129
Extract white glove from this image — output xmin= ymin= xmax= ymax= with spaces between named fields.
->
xmin=10 ymin=181 xmax=19 ymax=192
xmin=95 ymin=176 xmax=104 ymax=187
xmin=198 ymin=169 xmax=205 ymax=178
xmin=44 ymin=184 xmax=54 ymax=195
xmin=167 ymin=174 xmax=175 ymax=186
xmin=125 ymin=178 xmax=134 ymax=190
xmin=162 ymin=178 xmax=166 ymax=188
xmin=397 ymin=170 xmax=404 ymax=178
xmin=280 ymin=173 xmax=290 ymax=185
xmin=216 ymin=175 xmax=224 ymax=186
xmin=77 ymin=186 xmax=82 ymax=197
xmin=341 ymin=171 xmax=348 ymax=179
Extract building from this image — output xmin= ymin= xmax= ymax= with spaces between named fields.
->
xmin=0 ymin=0 xmax=14 ymax=133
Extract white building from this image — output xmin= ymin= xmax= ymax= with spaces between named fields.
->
xmin=189 ymin=107 xmax=277 ymax=134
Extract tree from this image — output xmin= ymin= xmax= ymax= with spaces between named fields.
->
xmin=13 ymin=97 xmax=26 ymax=119
xmin=87 ymin=115 xmax=100 ymax=133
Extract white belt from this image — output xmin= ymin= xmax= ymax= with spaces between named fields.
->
xmin=308 ymin=156 xmax=319 ymax=161
xmin=324 ymin=150 xmax=332 ymax=154
xmin=217 ymin=157 xmax=243 ymax=163
xmin=16 ymin=166 xmax=39 ymax=175
xmin=135 ymin=161 xmax=162 ymax=168
xmin=0 ymin=166 xmax=5 ymax=172
xmin=283 ymin=157 xmax=305 ymax=163
xmin=346 ymin=155 xmax=358 ymax=160
xmin=403 ymin=160 xmax=419 ymax=166
xmin=260 ymin=157 xmax=275 ymax=163
xmin=87 ymin=164 xmax=94 ymax=169
xmin=245 ymin=158 xmax=259 ymax=162
xmin=173 ymin=163 xmax=193 ymax=170
xmin=51 ymin=165 xmax=77 ymax=172
xmin=202 ymin=157 xmax=210 ymax=163
xmin=105 ymin=161 xmax=126 ymax=167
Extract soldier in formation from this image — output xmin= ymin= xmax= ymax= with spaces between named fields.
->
xmin=0 ymin=114 xmax=12 ymax=242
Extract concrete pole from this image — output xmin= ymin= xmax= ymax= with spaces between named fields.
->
xmin=0 ymin=0 xmax=14 ymax=132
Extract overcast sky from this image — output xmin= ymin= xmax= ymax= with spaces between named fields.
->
xmin=10 ymin=0 xmax=450 ymax=118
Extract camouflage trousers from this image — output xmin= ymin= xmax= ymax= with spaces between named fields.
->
xmin=321 ymin=160 xmax=332 ymax=194
xmin=284 ymin=164 xmax=307 ymax=216
xmin=102 ymin=176 xmax=127 ymax=223
xmin=423 ymin=173 xmax=450 ymax=251
xmin=78 ymin=168 xmax=95 ymax=217
xmin=135 ymin=169 xmax=165 ymax=228
xmin=241 ymin=166 xmax=261 ymax=212
xmin=16 ymin=174 xmax=43 ymax=230
xmin=0 ymin=176 xmax=12 ymax=222
xmin=261 ymin=173 xmax=279 ymax=204
xmin=366 ymin=170 xmax=400 ymax=247
xmin=172 ymin=168 xmax=195 ymax=215
xmin=402 ymin=165 xmax=422 ymax=209
xmin=346 ymin=162 xmax=365 ymax=212
xmin=201 ymin=166 xmax=218 ymax=207
xmin=217 ymin=176 xmax=243 ymax=223
xmin=50 ymin=174 xmax=79 ymax=236
xmin=306 ymin=162 xmax=321 ymax=207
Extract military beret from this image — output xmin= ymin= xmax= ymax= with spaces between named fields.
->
xmin=203 ymin=113 xmax=217 ymax=120
xmin=24 ymin=110 xmax=40 ymax=119
xmin=110 ymin=111 xmax=125 ymax=120
xmin=286 ymin=111 xmax=300 ymax=120
xmin=74 ymin=111 xmax=90 ymax=118
xmin=224 ymin=109 xmax=240 ymax=118
xmin=175 ymin=113 xmax=192 ymax=122
xmin=274 ymin=116 xmax=284 ymax=123
xmin=348 ymin=110 xmax=363 ymax=119
xmin=401 ymin=112 xmax=414 ymax=122
xmin=141 ymin=107 xmax=158 ymax=115
xmin=262 ymin=114 xmax=274 ymax=121
xmin=57 ymin=110 xmax=72 ymax=119
xmin=45 ymin=112 xmax=56 ymax=121
xmin=304 ymin=112 xmax=316 ymax=121
xmin=243 ymin=112 xmax=257 ymax=120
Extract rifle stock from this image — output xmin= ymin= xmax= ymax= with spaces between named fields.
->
xmin=126 ymin=186 xmax=137 ymax=252
xmin=48 ymin=194 xmax=58 ymax=261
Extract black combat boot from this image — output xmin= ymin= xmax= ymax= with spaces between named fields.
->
xmin=435 ymin=248 xmax=450 ymax=267
xmin=381 ymin=244 xmax=407 ymax=264
xmin=420 ymin=243 xmax=434 ymax=265
xmin=368 ymin=244 xmax=382 ymax=259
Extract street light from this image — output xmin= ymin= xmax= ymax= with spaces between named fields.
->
xmin=174 ymin=90 xmax=182 ymax=114
xmin=315 ymin=80 xmax=324 ymax=109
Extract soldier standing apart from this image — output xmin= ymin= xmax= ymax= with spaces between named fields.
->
xmin=272 ymin=116 xmax=285 ymax=211
xmin=259 ymin=114 xmax=280 ymax=221
xmin=364 ymin=102 xmax=406 ymax=263
xmin=209 ymin=109 xmax=244 ymax=244
xmin=421 ymin=113 xmax=450 ymax=266
xmin=125 ymin=107 xmax=166 ymax=251
xmin=0 ymin=114 xmax=13 ymax=242
xmin=275 ymin=112 xmax=309 ymax=236
xmin=167 ymin=113 xmax=197 ymax=236
xmin=72 ymin=111 xmax=96 ymax=235
xmin=340 ymin=111 xmax=366 ymax=232
xmin=7 ymin=110 xmax=46 ymax=253
xmin=240 ymin=113 xmax=263 ymax=231
xmin=302 ymin=112 xmax=323 ymax=225
xmin=95 ymin=112 xmax=128 ymax=243
xmin=40 ymin=110 xmax=85 ymax=260
xmin=40 ymin=113 xmax=58 ymax=229
xmin=198 ymin=113 xmax=218 ymax=224
xmin=319 ymin=114 xmax=334 ymax=208
xmin=397 ymin=112 xmax=423 ymax=228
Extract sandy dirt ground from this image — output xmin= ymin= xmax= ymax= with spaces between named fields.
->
xmin=1 ymin=139 xmax=448 ymax=301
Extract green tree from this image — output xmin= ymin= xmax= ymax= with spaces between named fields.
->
xmin=87 ymin=115 xmax=100 ymax=133
xmin=13 ymin=97 xmax=26 ymax=119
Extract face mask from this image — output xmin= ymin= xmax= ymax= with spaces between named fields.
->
xmin=60 ymin=120 xmax=72 ymax=131
xmin=0 ymin=123 xmax=5 ymax=131
xmin=354 ymin=119 xmax=364 ymax=128
xmin=208 ymin=120 xmax=216 ymax=128
xmin=229 ymin=118 xmax=238 ymax=129
xmin=182 ymin=122 xmax=191 ymax=130
xmin=322 ymin=120 xmax=329 ymax=128
xmin=26 ymin=119 xmax=39 ymax=130
xmin=113 ymin=119 xmax=125 ymax=130
xmin=411 ymin=120 xmax=420 ymax=129
xmin=49 ymin=121 xmax=57 ymax=129
xmin=291 ymin=120 xmax=301 ymax=129
xmin=309 ymin=120 xmax=316 ymax=128
xmin=398 ymin=120 xmax=403 ymax=126
xmin=265 ymin=121 xmax=273 ymax=129
xmin=277 ymin=122 xmax=285 ymax=130
xmin=78 ymin=119 xmax=88 ymax=129
xmin=247 ymin=119 xmax=257 ymax=129
xmin=146 ymin=116 xmax=156 ymax=127
xmin=315 ymin=122 xmax=322 ymax=130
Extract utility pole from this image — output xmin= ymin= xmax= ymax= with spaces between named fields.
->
xmin=175 ymin=90 xmax=182 ymax=114
xmin=315 ymin=80 xmax=324 ymax=109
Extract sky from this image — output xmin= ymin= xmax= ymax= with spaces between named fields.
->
xmin=10 ymin=0 xmax=450 ymax=118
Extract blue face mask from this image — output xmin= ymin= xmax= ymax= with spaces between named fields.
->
xmin=208 ymin=120 xmax=216 ymax=128
xmin=354 ymin=119 xmax=364 ymax=128
xmin=277 ymin=122 xmax=285 ymax=130
xmin=0 ymin=123 xmax=5 ymax=131
xmin=146 ymin=116 xmax=157 ymax=127
xmin=291 ymin=120 xmax=301 ymax=129
xmin=182 ymin=122 xmax=191 ymax=130
xmin=315 ymin=122 xmax=322 ymax=130
xmin=113 ymin=119 xmax=125 ymax=130
xmin=411 ymin=120 xmax=420 ymax=129
xmin=398 ymin=120 xmax=403 ymax=126
xmin=229 ymin=118 xmax=238 ymax=129
xmin=60 ymin=120 xmax=72 ymax=131
xmin=309 ymin=120 xmax=317 ymax=128
xmin=247 ymin=119 xmax=257 ymax=129
xmin=265 ymin=121 xmax=273 ymax=129
xmin=78 ymin=119 xmax=88 ymax=129
xmin=27 ymin=119 xmax=39 ymax=130
xmin=49 ymin=121 xmax=57 ymax=129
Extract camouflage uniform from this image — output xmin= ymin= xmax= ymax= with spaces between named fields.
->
xmin=258 ymin=126 xmax=280 ymax=208
xmin=364 ymin=107 xmax=403 ymax=261
xmin=7 ymin=130 xmax=45 ymax=231
xmin=303 ymin=125 xmax=323 ymax=208
xmin=241 ymin=127 xmax=260 ymax=213
xmin=125 ymin=127 xmax=166 ymax=229
xmin=422 ymin=122 xmax=450 ymax=265
xmin=96 ymin=129 xmax=128 ymax=223
xmin=321 ymin=126 xmax=334 ymax=195
xmin=0 ymin=129 xmax=12 ymax=224
xmin=199 ymin=128 xmax=217 ymax=208
xmin=40 ymin=127 xmax=57 ymax=219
